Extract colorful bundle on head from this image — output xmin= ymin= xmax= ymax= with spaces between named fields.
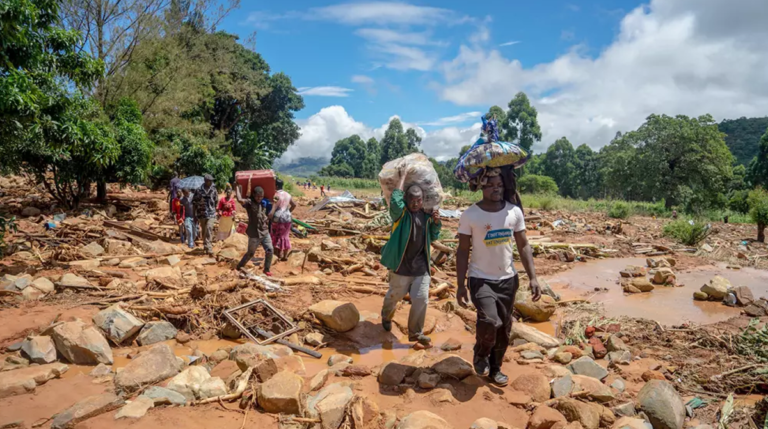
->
xmin=453 ymin=116 xmax=531 ymax=183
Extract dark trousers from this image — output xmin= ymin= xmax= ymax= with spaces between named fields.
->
xmin=236 ymin=234 xmax=273 ymax=272
xmin=469 ymin=275 xmax=519 ymax=372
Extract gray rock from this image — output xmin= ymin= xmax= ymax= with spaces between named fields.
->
xmin=137 ymin=321 xmax=178 ymax=346
xmin=613 ymin=417 xmax=653 ymax=429
xmin=510 ymin=323 xmax=560 ymax=348
xmin=258 ymin=371 xmax=304 ymax=415
xmin=199 ymin=377 xmax=228 ymax=399
xmin=209 ymin=349 xmax=229 ymax=364
xmin=115 ymin=344 xmax=181 ymax=392
xmin=229 ymin=343 xmax=278 ymax=371
xmin=4 ymin=277 xmax=30 ymax=291
xmin=552 ymin=374 xmax=574 ymax=398
xmin=81 ymin=242 xmax=105 ymax=258
xmin=22 ymin=206 xmax=41 ymax=217
xmin=470 ymin=418 xmax=498 ymax=429
xmin=59 ymin=273 xmax=92 ymax=287
xmin=7 ymin=342 xmax=23 ymax=352
xmin=605 ymin=335 xmax=629 ymax=352
xmin=378 ymin=361 xmax=412 ymax=386
xmin=430 ymin=355 xmax=473 ymax=380
xmin=141 ymin=386 xmax=187 ymax=406
xmin=115 ymin=396 xmax=154 ymax=419
xmin=307 ymin=383 xmax=354 ymax=429
xmin=309 ymin=300 xmax=360 ymax=333
xmin=418 ymin=372 xmax=441 ymax=389
xmin=613 ymin=402 xmax=637 ymax=417
xmin=309 ymin=369 xmax=330 ymax=392
xmin=636 ymin=380 xmax=685 ymax=429
xmin=700 ymin=276 xmax=729 ymax=300
xmin=611 ymin=378 xmax=626 ymax=393
xmin=50 ymin=320 xmax=113 ymax=365
xmin=521 ymin=350 xmax=545 ymax=360
xmin=0 ymin=363 xmax=68 ymax=399
xmin=93 ymin=305 xmax=145 ymax=344
xmin=608 ymin=351 xmax=632 ymax=365
xmin=304 ymin=332 xmax=325 ymax=347
xmin=21 ymin=336 xmax=57 ymax=364
xmin=166 ymin=366 xmax=211 ymax=400
xmin=90 ymin=363 xmax=113 ymax=377
xmin=30 ymin=277 xmax=55 ymax=294
xmin=51 ymin=393 xmax=124 ymax=429
xmin=567 ymin=356 xmax=608 ymax=380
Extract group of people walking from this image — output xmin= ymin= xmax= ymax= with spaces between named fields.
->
xmin=169 ymin=174 xmax=295 ymax=277
xmin=379 ymin=165 xmax=540 ymax=387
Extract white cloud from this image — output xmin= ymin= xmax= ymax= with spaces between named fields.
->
xmin=499 ymin=41 xmax=521 ymax=47
xmin=297 ymin=86 xmax=354 ymax=97
xmin=351 ymin=75 xmax=374 ymax=84
xmin=436 ymin=0 xmax=768 ymax=153
xmin=355 ymin=28 xmax=441 ymax=46
xmin=278 ymin=106 xmax=482 ymax=165
xmin=416 ymin=111 xmax=482 ymax=126
xmin=310 ymin=2 xmax=456 ymax=26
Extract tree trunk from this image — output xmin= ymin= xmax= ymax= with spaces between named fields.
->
xmin=97 ymin=181 xmax=107 ymax=204
xmin=758 ymin=223 xmax=765 ymax=243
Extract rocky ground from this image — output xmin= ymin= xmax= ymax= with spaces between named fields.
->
xmin=0 ymin=176 xmax=767 ymax=429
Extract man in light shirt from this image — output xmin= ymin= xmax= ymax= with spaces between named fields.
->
xmin=456 ymin=169 xmax=541 ymax=386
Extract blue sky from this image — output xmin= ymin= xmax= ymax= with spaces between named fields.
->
xmin=217 ymin=0 xmax=768 ymax=163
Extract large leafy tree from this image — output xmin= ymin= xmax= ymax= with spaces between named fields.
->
xmin=380 ymin=118 xmax=420 ymax=165
xmin=490 ymin=92 xmax=541 ymax=152
xmin=542 ymin=137 xmax=577 ymax=197
xmin=601 ymin=114 xmax=733 ymax=210
xmin=319 ymin=135 xmax=367 ymax=178
xmin=360 ymin=137 xmax=382 ymax=179
xmin=719 ymin=117 xmax=768 ymax=166
xmin=0 ymin=0 xmax=120 ymax=208
xmin=573 ymin=144 xmax=602 ymax=199
xmin=747 ymin=127 xmax=768 ymax=188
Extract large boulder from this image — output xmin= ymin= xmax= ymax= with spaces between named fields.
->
xmin=51 ymin=393 xmax=124 ymax=429
xmin=510 ymin=373 xmax=551 ymax=402
xmin=511 ymin=323 xmax=560 ymax=348
xmin=137 ymin=321 xmax=178 ymax=346
xmin=652 ymin=268 xmax=675 ymax=285
xmin=528 ymin=405 xmax=568 ymax=429
xmin=166 ymin=366 xmax=211 ymax=400
xmin=700 ymin=276 xmax=729 ymax=300
xmin=0 ymin=363 xmax=69 ymax=399
xmin=515 ymin=290 xmax=557 ymax=322
xmin=230 ymin=343 xmax=279 ymax=371
xmin=307 ymin=383 xmax=354 ymax=429
xmin=258 ymin=371 xmax=304 ymax=415
xmin=93 ymin=305 xmax=145 ymax=344
xmin=114 ymin=344 xmax=181 ymax=392
xmin=50 ymin=320 xmax=113 ymax=365
xmin=309 ymin=300 xmax=360 ymax=332
xmin=430 ymin=355 xmax=473 ymax=380
xmin=21 ymin=336 xmax=57 ymax=364
xmin=397 ymin=410 xmax=453 ymax=429
xmin=636 ymin=380 xmax=685 ymax=429
xmin=567 ymin=357 xmax=608 ymax=380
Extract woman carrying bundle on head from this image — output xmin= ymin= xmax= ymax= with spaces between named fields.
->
xmin=269 ymin=178 xmax=296 ymax=262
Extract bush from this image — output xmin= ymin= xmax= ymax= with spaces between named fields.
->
xmin=728 ymin=190 xmax=751 ymax=214
xmin=0 ymin=215 xmax=18 ymax=257
xmin=518 ymin=174 xmax=559 ymax=195
xmin=538 ymin=196 xmax=555 ymax=210
xmin=748 ymin=188 xmax=768 ymax=242
xmin=608 ymin=201 xmax=631 ymax=219
xmin=663 ymin=219 xmax=711 ymax=246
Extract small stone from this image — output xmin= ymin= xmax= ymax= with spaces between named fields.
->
xmin=68 ymin=259 xmax=101 ymax=270
xmin=693 ymin=291 xmax=708 ymax=301
xmin=141 ymin=386 xmax=188 ymax=406
xmin=50 ymin=320 xmax=113 ymax=365
xmin=176 ymin=331 xmax=191 ymax=343
xmin=321 ymin=240 xmax=341 ymax=251
xmin=258 ymin=371 xmax=304 ymax=415
xmin=554 ymin=352 xmax=573 ymax=364
xmin=114 ymin=396 xmax=154 ymax=419
xmin=89 ymin=363 xmax=113 ymax=377
xmin=304 ymin=332 xmax=324 ymax=347
xmin=636 ymin=380 xmax=685 ymax=429
xmin=607 ymin=351 xmax=631 ymax=365
xmin=93 ymin=305 xmax=145 ymax=344
xmin=52 ymin=393 xmax=124 ymax=429
xmin=552 ymin=374 xmax=574 ymax=398
xmin=417 ymin=372 xmax=440 ymax=389
xmin=0 ymin=363 xmax=68 ymax=399
xmin=309 ymin=300 xmax=360 ymax=333
xmin=59 ymin=273 xmax=93 ymax=287
xmin=430 ymin=355 xmax=473 ymax=380
xmin=166 ymin=366 xmax=210 ymax=400
xmin=440 ymin=337 xmax=462 ymax=351
xmin=119 ymin=257 xmax=147 ymax=268
xmin=511 ymin=372 xmax=551 ymax=402
xmin=163 ymin=255 xmax=182 ymax=266
xmin=506 ymin=390 xmax=532 ymax=407
xmin=396 ymin=410 xmax=451 ymax=429
xmin=511 ymin=323 xmax=560 ymax=348
xmin=307 ymin=383 xmax=354 ymax=429
xmin=567 ymin=356 xmax=608 ymax=380
xmin=631 ymin=278 xmax=655 ymax=292
xmin=521 ymin=350 xmax=545 ymax=360
xmin=309 ymin=369 xmax=330 ymax=391
xmin=700 ymin=276 xmax=729 ymax=300
xmin=22 ymin=206 xmax=41 ymax=217
xmin=588 ymin=337 xmax=607 ymax=359
xmin=81 ymin=242 xmax=105 ymax=258
xmin=199 ymin=377 xmax=228 ymax=399
xmin=613 ymin=402 xmax=636 ymax=417
xmin=30 ymin=277 xmax=55 ymax=294
xmin=378 ymin=362 xmax=412 ymax=386
xmin=470 ymin=417 xmax=498 ymax=429
xmin=341 ymin=365 xmax=372 ymax=377
xmin=209 ymin=349 xmax=229 ymax=364
xmin=115 ymin=344 xmax=181 ymax=392
xmin=327 ymin=354 xmax=353 ymax=366
xmin=610 ymin=378 xmax=626 ymax=392
xmin=605 ymin=335 xmax=629 ymax=352
xmin=641 ymin=371 xmax=666 ymax=382
xmin=528 ymin=405 xmax=567 ymax=429
xmin=21 ymin=336 xmax=57 ymax=364
xmin=732 ymin=286 xmax=754 ymax=306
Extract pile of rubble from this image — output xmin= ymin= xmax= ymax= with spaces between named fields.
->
xmin=619 ymin=257 xmax=678 ymax=294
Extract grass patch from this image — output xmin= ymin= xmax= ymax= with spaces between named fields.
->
xmin=608 ymin=201 xmax=631 ymax=219
xmin=663 ymin=218 xmax=712 ymax=245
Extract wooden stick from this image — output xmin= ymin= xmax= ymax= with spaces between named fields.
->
xmin=431 ymin=241 xmax=454 ymax=254
xmin=349 ymin=286 xmax=387 ymax=295
xmin=710 ymin=363 xmax=763 ymax=381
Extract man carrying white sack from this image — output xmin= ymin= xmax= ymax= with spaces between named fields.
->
xmin=380 ymin=165 xmax=442 ymax=347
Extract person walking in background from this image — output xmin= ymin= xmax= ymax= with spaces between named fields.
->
xmin=235 ymin=185 xmax=273 ymax=276
xmin=171 ymin=191 xmax=185 ymax=243
xmin=180 ymin=188 xmax=196 ymax=248
xmin=168 ymin=174 xmax=181 ymax=216
xmin=270 ymin=178 xmax=296 ymax=261
xmin=320 ymin=185 xmax=325 ymax=197
xmin=216 ymin=184 xmax=236 ymax=241
xmin=380 ymin=166 xmax=442 ymax=348
xmin=455 ymin=169 xmax=541 ymax=387
xmin=193 ymin=174 xmax=218 ymax=256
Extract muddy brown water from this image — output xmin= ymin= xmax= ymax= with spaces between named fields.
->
xmin=547 ymin=257 xmax=768 ymax=325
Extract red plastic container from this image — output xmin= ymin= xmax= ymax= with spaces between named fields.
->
xmin=235 ymin=170 xmax=276 ymax=200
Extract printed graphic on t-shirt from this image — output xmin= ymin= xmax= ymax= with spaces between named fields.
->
xmin=484 ymin=227 xmax=512 ymax=247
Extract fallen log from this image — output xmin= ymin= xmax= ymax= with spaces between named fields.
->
xmin=128 ymin=304 xmax=191 ymax=315
xmin=348 ymin=286 xmax=387 ymax=295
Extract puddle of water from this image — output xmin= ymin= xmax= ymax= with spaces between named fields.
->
xmin=548 ymin=258 xmax=768 ymax=325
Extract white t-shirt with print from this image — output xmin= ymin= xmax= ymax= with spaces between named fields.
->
xmin=458 ymin=202 xmax=526 ymax=280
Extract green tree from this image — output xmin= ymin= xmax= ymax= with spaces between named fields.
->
xmin=748 ymin=188 xmax=768 ymax=242
xmin=518 ymin=175 xmax=559 ymax=194
xmin=542 ymin=137 xmax=577 ymax=197
xmin=319 ymin=135 xmax=367 ymax=177
xmin=101 ymin=98 xmax=154 ymax=194
xmin=360 ymin=137 xmax=382 ymax=179
xmin=0 ymin=0 xmax=120 ymax=208
xmin=496 ymin=92 xmax=542 ymax=152
xmin=747 ymin=128 xmax=768 ymax=188
xmin=573 ymin=144 xmax=602 ymax=199
xmin=719 ymin=117 xmax=768 ymax=166
xmin=380 ymin=118 xmax=420 ymax=164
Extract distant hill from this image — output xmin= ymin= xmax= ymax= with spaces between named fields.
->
xmin=273 ymin=157 xmax=329 ymax=177
xmin=719 ymin=117 xmax=768 ymax=166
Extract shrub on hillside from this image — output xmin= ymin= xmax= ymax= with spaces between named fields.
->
xmin=728 ymin=190 xmax=751 ymax=214
xmin=748 ymin=188 xmax=768 ymax=242
xmin=608 ymin=201 xmax=631 ymax=219
xmin=663 ymin=219 xmax=711 ymax=246
xmin=518 ymin=174 xmax=559 ymax=195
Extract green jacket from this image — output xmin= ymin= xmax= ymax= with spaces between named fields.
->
xmin=380 ymin=189 xmax=442 ymax=272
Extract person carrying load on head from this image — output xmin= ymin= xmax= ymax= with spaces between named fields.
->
xmin=216 ymin=184 xmax=236 ymax=241
xmin=235 ymin=184 xmax=274 ymax=276
xmin=270 ymin=178 xmax=296 ymax=262
xmin=380 ymin=163 xmax=442 ymax=348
